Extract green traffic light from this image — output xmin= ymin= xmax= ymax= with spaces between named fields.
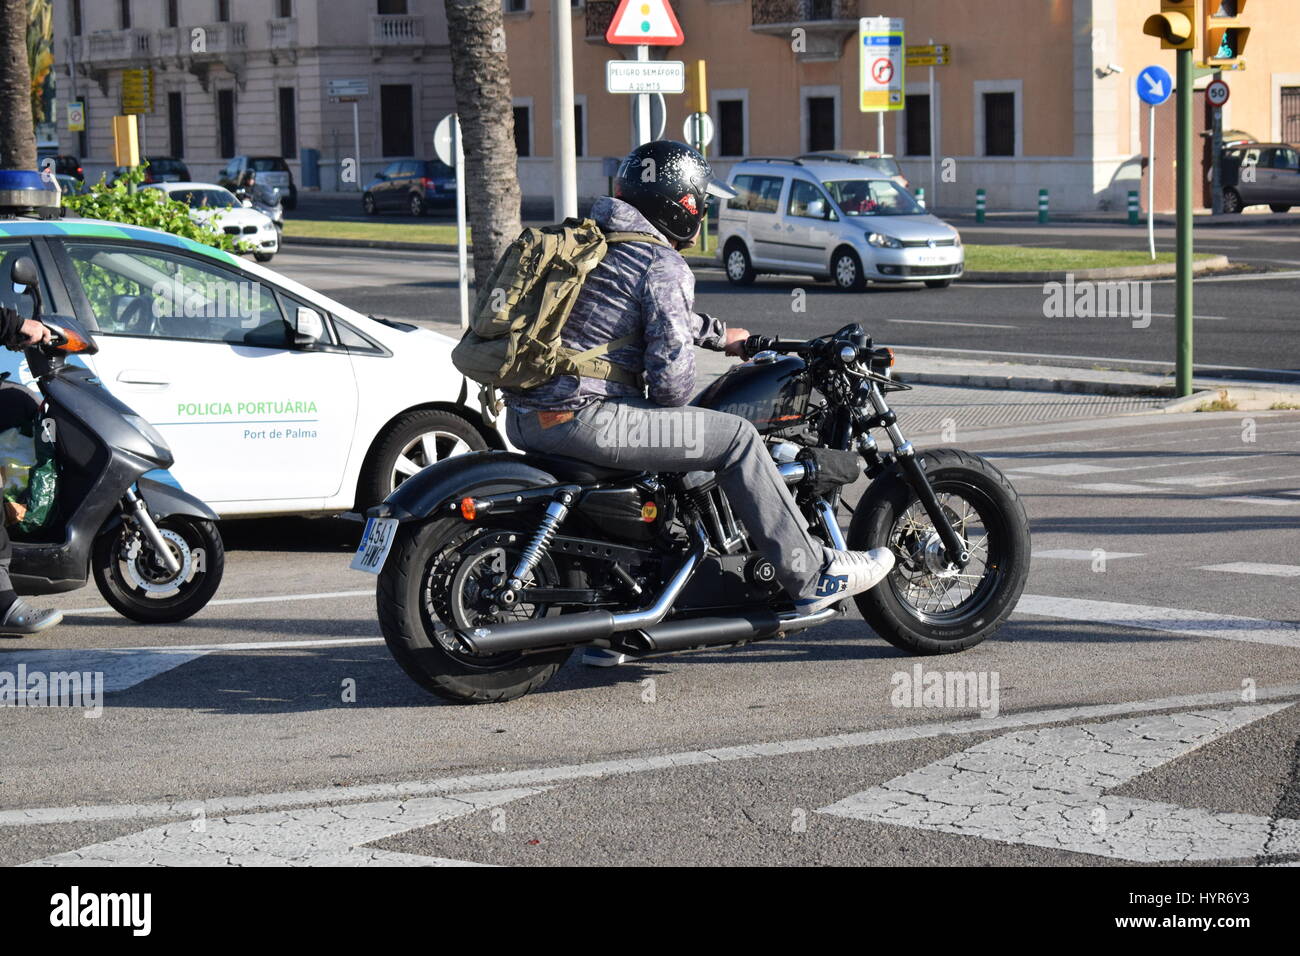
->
xmin=1217 ymin=28 xmax=1234 ymax=58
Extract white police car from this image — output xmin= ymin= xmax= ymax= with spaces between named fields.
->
xmin=0 ymin=217 xmax=498 ymax=517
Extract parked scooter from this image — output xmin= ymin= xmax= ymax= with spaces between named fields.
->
xmin=6 ymin=256 xmax=225 ymax=622
xmin=236 ymin=182 xmax=283 ymax=233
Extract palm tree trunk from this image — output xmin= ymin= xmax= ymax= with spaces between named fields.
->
xmin=444 ymin=0 xmax=523 ymax=286
xmin=0 ymin=0 xmax=35 ymax=170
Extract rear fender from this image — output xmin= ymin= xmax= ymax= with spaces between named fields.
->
xmin=368 ymin=451 xmax=559 ymax=523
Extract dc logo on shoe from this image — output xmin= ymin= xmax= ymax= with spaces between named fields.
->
xmin=814 ymin=574 xmax=848 ymax=597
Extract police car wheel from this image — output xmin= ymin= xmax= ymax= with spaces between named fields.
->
xmin=358 ymin=409 xmax=487 ymax=510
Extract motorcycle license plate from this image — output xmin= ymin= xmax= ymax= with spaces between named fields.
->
xmin=350 ymin=517 xmax=399 ymax=574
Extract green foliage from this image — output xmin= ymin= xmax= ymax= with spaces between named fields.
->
xmin=61 ymin=166 xmax=244 ymax=254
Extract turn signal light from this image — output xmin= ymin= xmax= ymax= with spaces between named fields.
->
xmin=459 ymin=497 xmax=477 ymax=520
xmin=55 ymin=325 xmax=95 ymax=354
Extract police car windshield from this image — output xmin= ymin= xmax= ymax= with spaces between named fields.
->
xmin=824 ymin=179 xmax=923 ymax=216
xmin=173 ymin=188 xmax=236 ymax=209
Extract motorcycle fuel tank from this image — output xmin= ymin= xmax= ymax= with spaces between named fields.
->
xmin=693 ymin=354 xmax=812 ymax=435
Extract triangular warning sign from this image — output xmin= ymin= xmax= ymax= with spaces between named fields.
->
xmin=605 ymin=0 xmax=684 ymax=46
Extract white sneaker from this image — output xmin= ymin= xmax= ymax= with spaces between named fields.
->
xmin=794 ymin=548 xmax=895 ymax=614
xmin=582 ymin=647 xmax=629 ymax=667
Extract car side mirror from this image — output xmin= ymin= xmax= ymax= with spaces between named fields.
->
xmin=240 ymin=198 xmax=253 ymax=208
xmin=806 ymin=199 xmax=826 ymax=219
xmin=294 ymin=307 xmax=324 ymax=347
xmin=10 ymin=256 xmax=39 ymax=289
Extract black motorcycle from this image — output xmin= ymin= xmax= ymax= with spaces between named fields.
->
xmin=360 ymin=323 xmax=1029 ymax=703
xmin=6 ymin=256 xmax=224 ymax=622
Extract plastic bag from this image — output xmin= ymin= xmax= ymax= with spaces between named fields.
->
xmin=0 ymin=416 xmax=57 ymax=531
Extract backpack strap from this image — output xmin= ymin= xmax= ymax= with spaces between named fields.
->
xmin=602 ymin=230 xmax=671 ymax=248
xmin=561 ymin=333 xmax=642 ymax=386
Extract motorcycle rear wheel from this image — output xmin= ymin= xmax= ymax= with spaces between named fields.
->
xmin=848 ymin=448 xmax=1030 ymax=654
xmin=377 ymin=515 xmax=574 ymax=704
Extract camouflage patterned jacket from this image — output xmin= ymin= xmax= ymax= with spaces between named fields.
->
xmin=503 ymin=197 xmax=726 ymax=411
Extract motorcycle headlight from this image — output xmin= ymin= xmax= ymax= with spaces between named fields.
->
xmin=123 ymin=414 xmax=170 ymax=454
xmin=867 ymin=232 xmax=903 ymax=249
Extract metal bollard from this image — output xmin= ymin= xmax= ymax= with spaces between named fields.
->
xmin=915 ymin=186 xmax=925 ymax=209
xmin=1127 ymin=190 xmax=1140 ymax=226
xmin=975 ymin=188 xmax=986 ymax=224
xmin=1037 ymin=188 xmax=1049 ymax=224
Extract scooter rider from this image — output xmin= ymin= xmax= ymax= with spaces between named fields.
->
xmin=0 ymin=305 xmax=64 ymax=635
xmin=503 ymin=140 xmax=893 ymax=664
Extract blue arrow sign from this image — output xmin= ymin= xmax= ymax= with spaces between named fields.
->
xmin=1137 ymin=65 xmax=1173 ymax=106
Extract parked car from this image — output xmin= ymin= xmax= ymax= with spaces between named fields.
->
xmin=717 ymin=158 xmax=963 ymax=291
xmin=1221 ymin=142 xmax=1300 ymax=213
xmin=143 ymin=182 xmax=280 ymax=263
xmin=40 ymin=155 xmax=83 ymax=182
xmin=363 ymin=159 xmax=457 ymax=217
xmin=218 ymin=156 xmax=297 ymax=210
xmin=798 ymin=150 xmax=911 ymax=190
xmin=54 ymin=174 xmax=88 ymax=197
xmin=0 ymin=217 xmax=496 ymax=517
xmin=110 ymin=157 xmax=193 ymax=186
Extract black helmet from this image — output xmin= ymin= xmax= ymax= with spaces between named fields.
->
xmin=613 ymin=140 xmax=735 ymax=243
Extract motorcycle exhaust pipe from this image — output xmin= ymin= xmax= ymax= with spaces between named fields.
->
xmin=632 ymin=609 xmax=780 ymax=654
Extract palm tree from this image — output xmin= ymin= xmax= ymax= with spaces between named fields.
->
xmin=444 ymin=0 xmax=523 ymax=286
xmin=0 ymin=0 xmax=36 ymax=170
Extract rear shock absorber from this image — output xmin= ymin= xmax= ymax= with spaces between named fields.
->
xmin=500 ymin=489 xmax=574 ymax=603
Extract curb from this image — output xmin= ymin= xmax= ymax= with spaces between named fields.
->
xmin=944 ymin=212 xmax=1298 ymax=229
xmin=896 ymin=370 xmax=1170 ymax=397
xmin=959 ymin=255 xmax=1231 ymax=283
xmin=282 ymin=235 xmax=459 ymax=253
xmin=1160 ymin=386 xmax=1300 ymax=414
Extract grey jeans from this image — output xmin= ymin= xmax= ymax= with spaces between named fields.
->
xmin=506 ymin=398 xmax=823 ymax=599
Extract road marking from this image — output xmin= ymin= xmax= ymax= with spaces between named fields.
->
xmin=67 ymin=588 xmax=373 ymax=617
xmin=1198 ymin=562 xmax=1300 ymax=578
xmin=888 ymin=319 xmax=1019 ymax=330
xmin=0 ymin=637 xmax=383 ymax=694
xmin=1032 ymin=549 xmax=1143 ymax=560
xmin=1148 ymin=474 xmax=1262 ymax=487
xmin=25 ymin=788 xmax=543 ymax=867
xmin=5 ymin=683 xmax=1299 ymax=828
xmin=1015 ymin=594 xmax=1300 ymax=649
xmin=1149 ymin=312 xmax=1230 ymax=321
xmin=818 ymin=704 xmax=1300 ymax=862
xmin=1069 ymin=482 xmax=1179 ymax=494
xmin=1007 ymin=463 xmax=1118 ymax=476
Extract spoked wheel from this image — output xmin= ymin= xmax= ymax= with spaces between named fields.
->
xmin=377 ymin=513 xmax=574 ymax=704
xmin=848 ymin=448 xmax=1030 ymax=654
xmin=92 ymin=516 xmax=225 ymax=623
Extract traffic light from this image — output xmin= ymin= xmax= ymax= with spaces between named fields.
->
xmin=684 ymin=60 xmax=707 ymax=115
xmin=1204 ymin=0 xmax=1249 ymax=66
xmin=1144 ymin=0 xmax=1198 ymax=51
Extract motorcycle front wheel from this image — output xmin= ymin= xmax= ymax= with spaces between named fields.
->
xmin=847 ymin=448 xmax=1030 ymax=654
xmin=377 ymin=513 xmax=575 ymax=704
xmin=92 ymin=516 xmax=225 ymax=623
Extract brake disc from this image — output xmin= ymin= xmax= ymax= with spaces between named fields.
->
xmin=124 ymin=528 xmax=192 ymax=594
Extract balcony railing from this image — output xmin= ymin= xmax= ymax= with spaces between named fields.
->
xmin=752 ymin=0 xmax=857 ymax=26
xmin=159 ymin=22 xmax=247 ymax=57
xmin=83 ymin=28 xmax=153 ymax=64
xmin=371 ymin=14 xmax=424 ymax=45
xmin=269 ymin=17 xmax=298 ymax=50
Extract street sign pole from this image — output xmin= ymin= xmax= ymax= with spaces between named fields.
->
xmin=636 ymin=45 xmax=651 ymax=145
xmin=455 ymin=116 xmax=468 ymax=332
xmin=1209 ymin=72 xmax=1225 ymax=215
xmin=352 ymin=101 xmax=361 ymax=193
xmin=1176 ymin=46 xmax=1194 ymax=397
xmin=1149 ymin=102 xmax=1157 ymax=260
xmin=928 ymin=37 xmax=936 ymax=207
xmin=552 ymin=0 xmax=578 ymax=219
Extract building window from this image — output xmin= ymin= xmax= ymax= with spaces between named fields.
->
xmin=168 ymin=91 xmax=184 ymax=157
xmin=277 ymin=0 xmax=293 ymax=16
xmin=165 ymin=0 xmax=178 ymax=28
xmin=217 ymin=89 xmax=236 ymax=158
xmin=216 ymin=0 xmax=231 ymax=22
xmin=573 ymin=102 xmax=584 ymax=157
xmin=279 ymin=88 xmax=297 ymax=159
xmin=513 ymin=106 xmax=531 ymax=157
xmin=1282 ymin=87 xmax=1300 ymax=144
xmin=983 ymin=92 xmax=1015 ymax=156
xmin=71 ymin=0 xmax=82 ymax=36
xmin=119 ymin=0 xmax=131 ymax=29
xmin=380 ymin=85 xmax=414 ymax=156
xmin=503 ymin=0 xmax=528 ymax=14
xmin=718 ymin=99 xmax=744 ymax=157
xmin=905 ymin=95 xmax=930 ymax=156
xmin=806 ymin=96 xmax=835 ymax=152
xmin=379 ymin=0 xmax=409 ymax=13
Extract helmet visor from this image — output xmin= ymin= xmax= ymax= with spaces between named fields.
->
xmin=705 ymin=177 xmax=737 ymax=199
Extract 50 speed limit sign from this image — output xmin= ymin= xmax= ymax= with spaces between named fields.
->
xmin=1206 ymin=78 xmax=1230 ymax=107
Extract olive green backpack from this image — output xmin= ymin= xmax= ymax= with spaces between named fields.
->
xmin=451 ymin=217 xmax=668 ymax=400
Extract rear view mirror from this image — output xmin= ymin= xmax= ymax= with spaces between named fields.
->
xmin=10 ymin=256 xmax=39 ymax=289
xmin=295 ymin=307 xmax=324 ymax=347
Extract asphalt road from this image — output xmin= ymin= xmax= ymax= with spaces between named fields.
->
xmin=3 ymin=409 xmax=1299 ymax=866
xmin=271 ymin=231 xmax=1300 ymax=377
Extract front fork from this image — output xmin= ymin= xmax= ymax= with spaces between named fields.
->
xmin=122 ymin=487 xmax=182 ymax=575
xmin=859 ymin=382 xmax=970 ymax=569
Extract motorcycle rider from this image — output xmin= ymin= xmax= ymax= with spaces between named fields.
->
xmin=0 ymin=304 xmax=63 ymax=635
xmin=504 ymin=140 xmax=893 ymax=665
